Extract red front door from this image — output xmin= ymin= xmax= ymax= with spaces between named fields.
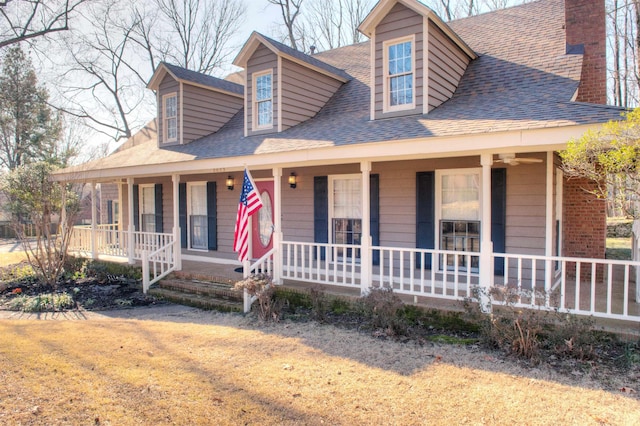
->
xmin=251 ymin=180 xmax=274 ymax=259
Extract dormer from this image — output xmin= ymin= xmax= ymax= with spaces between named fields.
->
xmin=233 ymin=32 xmax=350 ymax=136
xmin=147 ymin=63 xmax=244 ymax=146
xmin=359 ymin=0 xmax=476 ymax=120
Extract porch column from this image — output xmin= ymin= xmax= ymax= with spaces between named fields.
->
xmin=90 ymin=181 xmax=97 ymax=259
xmin=59 ymin=183 xmax=67 ymax=236
xmin=479 ymin=154 xmax=494 ymax=312
xmin=117 ymin=181 xmax=124 ymax=251
xmin=545 ymin=151 xmax=554 ymax=303
xmin=172 ymin=174 xmax=182 ymax=271
xmin=360 ymin=161 xmax=372 ymax=295
xmin=272 ymin=167 xmax=282 ymax=284
xmin=127 ymin=177 xmax=135 ymax=264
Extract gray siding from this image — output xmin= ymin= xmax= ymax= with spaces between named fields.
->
xmin=182 ymin=85 xmax=243 ymax=144
xmin=280 ymin=58 xmax=343 ymax=131
xmin=427 ymin=22 xmax=470 ymax=112
xmin=374 ymin=2 xmax=424 ymax=119
xmin=158 ymin=75 xmax=180 ymax=146
xmin=247 ymin=44 xmax=278 ymax=135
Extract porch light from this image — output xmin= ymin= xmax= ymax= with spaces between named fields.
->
xmin=226 ymin=175 xmax=234 ymax=191
xmin=288 ymin=172 xmax=297 ymax=189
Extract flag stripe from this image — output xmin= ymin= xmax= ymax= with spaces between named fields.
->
xmin=233 ymin=169 xmax=264 ymax=262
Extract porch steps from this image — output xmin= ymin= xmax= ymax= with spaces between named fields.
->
xmin=149 ymin=278 xmax=243 ymax=313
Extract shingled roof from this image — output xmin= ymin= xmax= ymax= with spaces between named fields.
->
xmin=61 ymin=0 xmax=624 ymax=176
xmin=148 ymin=62 xmax=244 ymax=96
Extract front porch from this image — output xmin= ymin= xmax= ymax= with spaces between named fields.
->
xmin=68 ymin=225 xmax=640 ymax=326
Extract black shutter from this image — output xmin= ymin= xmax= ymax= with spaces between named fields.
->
xmin=132 ymin=184 xmax=139 ymax=231
xmin=370 ymin=174 xmax=380 ymax=265
xmin=491 ymin=168 xmax=507 ymax=275
xmin=179 ymin=183 xmax=187 ymax=248
xmin=314 ymin=176 xmax=328 ymax=260
xmin=207 ymin=181 xmax=217 ymax=250
xmin=154 ymin=184 xmax=163 ymax=233
xmin=107 ymin=200 xmax=113 ymax=224
xmin=416 ymin=172 xmax=435 ymax=268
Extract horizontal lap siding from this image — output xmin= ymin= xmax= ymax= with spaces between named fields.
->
xmin=247 ymin=44 xmax=278 ymax=135
xmin=281 ymin=58 xmax=342 ymax=130
xmin=374 ymin=2 xmax=423 ymax=119
xmin=428 ymin=23 xmax=469 ymax=111
xmin=182 ymin=86 xmax=242 ymax=143
xmin=158 ymin=75 xmax=180 ymax=145
xmin=505 ymin=158 xmax=546 ymax=255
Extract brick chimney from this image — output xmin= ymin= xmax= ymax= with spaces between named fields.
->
xmin=565 ymin=0 xmax=607 ymax=104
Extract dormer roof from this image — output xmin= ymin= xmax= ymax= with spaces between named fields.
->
xmin=147 ymin=62 xmax=244 ymax=98
xmin=233 ymin=31 xmax=351 ymax=83
xmin=358 ymin=0 xmax=477 ymax=60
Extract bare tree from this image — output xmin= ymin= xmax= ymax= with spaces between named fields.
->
xmin=268 ymin=0 xmax=303 ymax=50
xmin=0 ymin=0 xmax=88 ymax=48
xmin=304 ymin=0 xmax=373 ymax=51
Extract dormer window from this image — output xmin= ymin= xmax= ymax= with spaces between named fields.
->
xmin=384 ymin=36 xmax=415 ymax=112
xmin=163 ymin=93 xmax=178 ymax=143
xmin=254 ymin=71 xmax=273 ymax=129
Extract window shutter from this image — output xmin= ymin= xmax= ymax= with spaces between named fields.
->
xmin=132 ymin=184 xmax=140 ymax=232
xmin=207 ymin=181 xmax=217 ymax=251
xmin=107 ymin=200 xmax=113 ymax=224
xmin=179 ymin=183 xmax=187 ymax=248
xmin=314 ymin=176 xmax=328 ymax=260
xmin=154 ymin=184 xmax=163 ymax=233
xmin=416 ymin=172 xmax=435 ymax=268
xmin=370 ymin=174 xmax=380 ymax=265
xmin=491 ymin=168 xmax=507 ymax=275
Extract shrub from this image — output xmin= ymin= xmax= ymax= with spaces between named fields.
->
xmin=235 ymin=274 xmax=282 ymax=322
xmin=358 ymin=287 xmax=405 ymax=336
xmin=9 ymin=292 xmax=75 ymax=312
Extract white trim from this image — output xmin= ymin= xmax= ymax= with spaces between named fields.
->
xmin=370 ymin=32 xmax=376 ymax=121
xmin=162 ymin=92 xmax=178 ymax=144
xmin=328 ymin=173 xmax=363 ymax=247
xmin=556 ymin=167 xmax=563 ymax=257
xmin=545 ymin=151 xmax=553 ymax=257
xmin=382 ymin=35 xmax=416 ymax=113
xmin=244 ymin=69 xmax=248 ymax=137
xmin=186 ymin=181 xmax=208 ymax=251
xmin=423 ymin=17 xmax=429 ymax=115
xmin=182 ymin=254 xmax=241 ymax=265
xmin=179 ymin=82 xmax=184 ymax=144
xmin=252 ymin=69 xmax=274 ymax=131
xmin=277 ymin=56 xmax=283 ymax=132
xmin=138 ymin=184 xmax=156 ymax=233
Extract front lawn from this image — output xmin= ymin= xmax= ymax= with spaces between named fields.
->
xmin=0 ymin=312 xmax=638 ymax=425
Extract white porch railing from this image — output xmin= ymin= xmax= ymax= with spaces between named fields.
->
xmin=142 ymin=238 xmax=177 ymax=293
xmin=242 ymin=248 xmax=277 ymax=312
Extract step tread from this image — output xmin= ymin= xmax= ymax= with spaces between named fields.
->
xmin=158 ymin=279 xmax=243 ymax=301
xmin=149 ymin=288 xmax=243 ymax=312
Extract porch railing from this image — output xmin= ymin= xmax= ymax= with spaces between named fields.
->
xmin=142 ymin=238 xmax=177 ymax=293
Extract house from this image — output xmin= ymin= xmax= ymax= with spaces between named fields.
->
xmin=54 ymin=0 xmax=640 ymax=321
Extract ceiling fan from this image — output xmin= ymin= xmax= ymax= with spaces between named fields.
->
xmin=494 ymin=153 xmax=543 ymax=166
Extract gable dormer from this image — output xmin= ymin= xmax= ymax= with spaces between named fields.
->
xmin=359 ymin=0 xmax=476 ymax=119
xmin=147 ymin=63 xmax=244 ymax=146
xmin=233 ymin=32 xmax=350 ymax=136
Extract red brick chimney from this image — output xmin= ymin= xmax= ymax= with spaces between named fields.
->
xmin=565 ymin=0 xmax=607 ymax=104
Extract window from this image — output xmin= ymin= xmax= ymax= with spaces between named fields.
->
xmin=140 ymin=185 xmax=156 ymax=233
xmin=163 ymin=93 xmax=177 ymax=143
xmin=384 ymin=37 xmax=414 ymax=111
xmin=188 ymin=183 xmax=207 ymax=250
xmin=437 ymin=169 xmax=481 ymax=271
xmin=254 ymin=71 xmax=272 ymax=129
xmin=330 ymin=175 xmax=362 ymax=259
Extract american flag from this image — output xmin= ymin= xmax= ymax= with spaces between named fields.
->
xmin=233 ymin=169 xmax=264 ymax=262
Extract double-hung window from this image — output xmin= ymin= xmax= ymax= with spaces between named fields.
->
xmin=437 ymin=169 xmax=481 ymax=271
xmin=330 ymin=175 xmax=362 ymax=260
xmin=188 ymin=183 xmax=208 ymax=250
xmin=140 ymin=185 xmax=156 ymax=233
xmin=254 ymin=71 xmax=272 ymax=129
xmin=384 ymin=37 xmax=414 ymax=111
xmin=163 ymin=93 xmax=177 ymax=143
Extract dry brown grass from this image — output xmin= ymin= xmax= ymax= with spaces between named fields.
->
xmin=0 ymin=251 xmax=27 ymax=268
xmin=1 ymin=308 xmax=639 ymax=425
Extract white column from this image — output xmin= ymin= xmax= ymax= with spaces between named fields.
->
xmin=272 ymin=167 xmax=283 ymax=284
xmin=127 ymin=177 xmax=135 ymax=264
xmin=479 ymin=154 xmax=494 ymax=312
xmin=90 ymin=182 xmax=97 ymax=259
xmin=360 ymin=161 xmax=372 ymax=295
xmin=117 ymin=181 xmax=124 ymax=254
xmin=59 ymin=183 xmax=67 ymax=236
xmin=172 ymin=174 xmax=182 ymax=271
xmin=545 ymin=151 xmax=554 ymax=304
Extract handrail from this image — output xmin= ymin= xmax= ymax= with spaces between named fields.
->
xmin=142 ymin=238 xmax=177 ymax=293
xmin=242 ymin=247 xmax=278 ymax=313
